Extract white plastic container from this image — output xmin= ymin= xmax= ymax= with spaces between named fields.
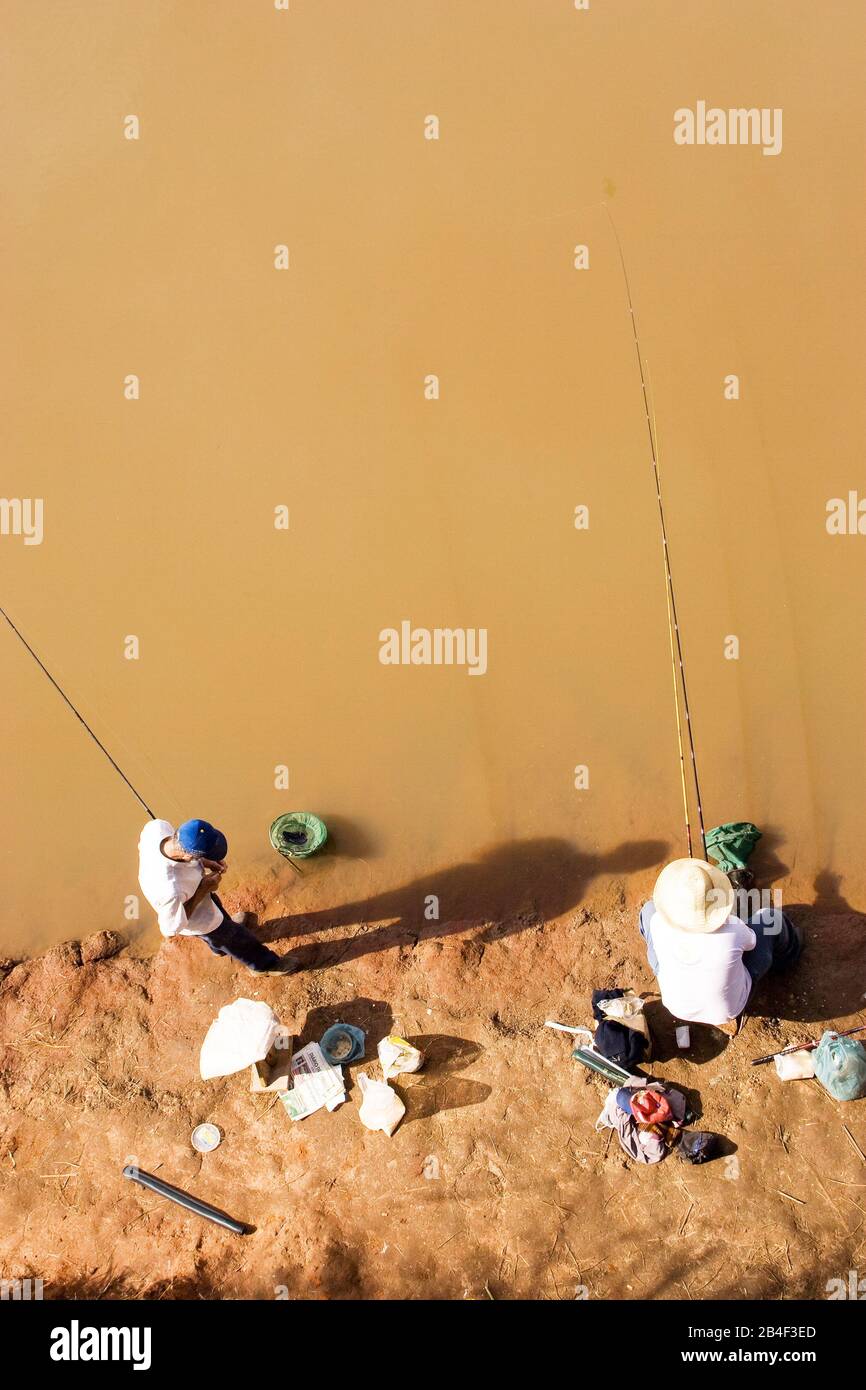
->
xmin=191 ymin=1123 xmax=222 ymax=1153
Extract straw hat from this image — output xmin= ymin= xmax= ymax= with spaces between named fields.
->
xmin=653 ymin=858 xmax=734 ymax=934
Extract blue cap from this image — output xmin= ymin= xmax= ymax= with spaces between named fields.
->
xmin=177 ymin=819 xmax=228 ymax=861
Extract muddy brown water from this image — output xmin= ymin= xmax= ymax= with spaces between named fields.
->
xmin=2 ymin=4 xmax=864 ymax=956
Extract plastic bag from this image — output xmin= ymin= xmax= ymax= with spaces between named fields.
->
xmin=597 ymin=991 xmax=645 ymax=1023
xmin=677 ymin=1131 xmax=719 ymax=1165
xmin=705 ymin=822 xmax=762 ymax=873
xmin=814 ymin=1032 xmax=866 ymax=1101
xmin=200 ymin=999 xmax=281 ymax=1080
xmin=774 ymin=1049 xmax=816 ymax=1081
xmin=356 ymin=1072 xmax=405 ymax=1136
xmin=378 ymin=1036 xmax=423 ymax=1080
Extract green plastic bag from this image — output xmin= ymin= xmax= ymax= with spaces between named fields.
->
xmin=814 ymin=1031 xmax=866 ymax=1102
xmin=705 ymin=822 xmax=762 ymax=873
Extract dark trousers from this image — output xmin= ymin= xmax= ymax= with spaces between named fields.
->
xmin=200 ymin=896 xmax=281 ymax=973
xmin=742 ymin=907 xmax=802 ymax=984
xmin=639 ymin=901 xmax=802 ymax=993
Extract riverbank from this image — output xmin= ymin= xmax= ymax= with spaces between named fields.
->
xmin=1 ymin=884 xmax=864 ymax=1300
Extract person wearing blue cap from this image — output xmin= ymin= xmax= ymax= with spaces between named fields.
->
xmin=137 ymin=817 xmax=292 ymax=975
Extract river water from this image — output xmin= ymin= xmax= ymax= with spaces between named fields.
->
xmin=2 ymin=2 xmax=864 ymax=955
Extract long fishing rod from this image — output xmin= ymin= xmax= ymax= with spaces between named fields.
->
xmin=751 ymin=1024 xmax=866 ymax=1067
xmin=647 ymin=368 xmax=695 ymax=859
xmin=605 ymin=206 xmax=706 ymax=859
xmin=0 ymin=604 xmax=156 ymax=819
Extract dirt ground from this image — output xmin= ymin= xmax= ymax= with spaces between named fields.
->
xmin=1 ymin=870 xmax=865 ymax=1301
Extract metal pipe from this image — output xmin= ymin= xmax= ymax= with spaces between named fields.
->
xmin=122 ymin=1165 xmax=247 ymax=1234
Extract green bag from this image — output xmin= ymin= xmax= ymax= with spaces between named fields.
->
xmin=814 ymin=1031 xmax=866 ymax=1102
xmin=705 ymin=822 xmax=762 ymax=873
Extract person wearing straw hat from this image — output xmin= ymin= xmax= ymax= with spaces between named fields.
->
xmin=638 ymin=858 xmax=800 ymax=1035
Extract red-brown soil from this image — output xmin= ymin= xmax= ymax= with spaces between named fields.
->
xmin=1 ymin=870 xmax=865 ymax=1300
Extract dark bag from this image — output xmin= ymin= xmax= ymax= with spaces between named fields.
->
xmin=677 ymin=1131 xmax=720 ymax=1165
xmin=591 ymin=990 xmax=647 ymax=1070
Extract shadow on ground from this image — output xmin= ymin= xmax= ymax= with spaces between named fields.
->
xmin=746 ymin=877 xmax=866 ymax=1024
xmin=296 ymin=998 xmax=394 ymax=1054
xmin=260 ymin=835 xmax=668 ymax=970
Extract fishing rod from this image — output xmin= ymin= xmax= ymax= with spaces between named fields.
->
xmin=605 ymin=206 xmax=706 ymax=859
xmin=751 ymin=1024 xmax=866 ymax=1067
xmin=0 ymin=603 xmax=156 ymax=819
xmin=647 ymin=368 xmax=695 ymax=860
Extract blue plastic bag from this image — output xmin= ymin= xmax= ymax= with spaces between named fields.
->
xmin=814 ymin=1031 xmax=866 ymax=1101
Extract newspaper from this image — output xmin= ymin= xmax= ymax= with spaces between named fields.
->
xmin=279 ymin=1042 xmax=345 ymax=1121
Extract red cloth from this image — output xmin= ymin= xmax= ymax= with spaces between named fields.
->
xmin=629 ymin=1089 xmax=673 ymax=1125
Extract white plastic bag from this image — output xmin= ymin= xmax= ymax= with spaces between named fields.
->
xmin=598 ymin=992 xmax=645 ymax=1021
xmin=378 ymin=1035 xmax=423 ymax=1080
xmin=200 ymin=999 xmax=281 ymax=1080
xmin=356 ymin=1071 xmax=405 ymax=1136
xmin=774 ymin=1049 xmax=816 ymax=1081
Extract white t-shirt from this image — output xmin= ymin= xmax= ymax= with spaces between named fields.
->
xmin=137 ymin=818 xmax=222 ymax=938
xmin=650 ymin=910 xmax=756 ymax=1025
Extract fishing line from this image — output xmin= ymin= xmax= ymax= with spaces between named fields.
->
xmin=0 ymin=603 xmax=156 ymax=819
xmin=604 ymin=205 xmax=706 ymax=858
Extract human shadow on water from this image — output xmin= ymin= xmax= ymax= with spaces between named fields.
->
xmin=747 ymin=825 xmax=790 ymax=887
xmin=261 ymin=836 xmax=668 ymax=970
xmin=809 ymin=870 xmax=856 ymax=914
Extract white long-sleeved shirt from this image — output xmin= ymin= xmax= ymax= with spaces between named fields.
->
xmin=137 ymin=818 xmax=221 ymax=937
xmin=650 ymin=910 xmax=756 ymax=1025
